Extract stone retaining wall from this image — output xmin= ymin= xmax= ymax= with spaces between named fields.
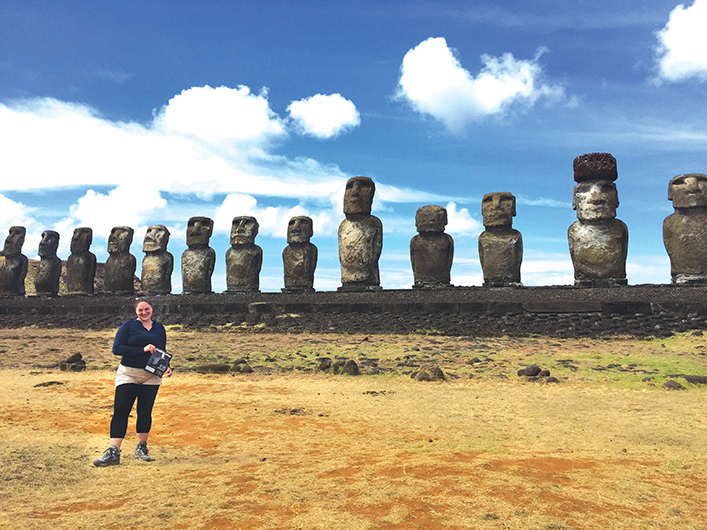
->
xmin=2 ymin=284 xmax=707 ymax=338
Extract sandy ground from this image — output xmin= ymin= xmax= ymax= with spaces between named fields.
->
xmin=1 ymin=328 xmax=707 ymax=529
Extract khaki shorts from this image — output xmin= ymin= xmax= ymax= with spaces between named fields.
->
xmin=115 ymin=363 xmax=162 ymax=387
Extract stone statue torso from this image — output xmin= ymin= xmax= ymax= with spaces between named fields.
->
xmin=410 ymin=233 xmax=453 ymax=285
xmin=568 ymin=219 xmax=628 ymax=283
xmin=66 ymin=252 xmax=96 ymax=295
xmin=664 ymin=210 xmax=707 ymax=283
xmin=0 ymin=254 xmax=28 ymax=296
xmin=105 ymin=253 xmax=137 ymax=294
xmin=182 ymin=247 xmax=216 ymax=294
xmin=478 ymin=229 xmax=522 ymax=285
xmin=338 ymin=215 xmax=383 ymax=285
xmin=141 ymin=251 xmax=173 ymax=294
xmin=35 ymin=256 xmax=62 ymax=296
xmin=283 ymin=243 xmax=317 ymax=288
xmin=226 ymin=245 xmax=262 ymax=291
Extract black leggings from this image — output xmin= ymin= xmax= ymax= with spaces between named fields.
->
xmin=110 ymin=383 xmax=160 ymax=439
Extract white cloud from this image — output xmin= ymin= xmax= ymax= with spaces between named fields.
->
xmin=445 ymin=201 xmax=483 ymax=235
xmin=396 ymin=37 xmax=565 ymax=132
xmin=154 ymin=85 xmax=286 ymax=144
xmin=655 ymin=0 xmax=707 ymax=82
xmin=213 ymin=193 xmax=334 ymax=239
xmin=287 ymin=93 xmax=360 ymax=138
xmin=0 ymin=194 xmax=36 ymax=230
xmin=53 ymin=185 xmax=167 ymax=238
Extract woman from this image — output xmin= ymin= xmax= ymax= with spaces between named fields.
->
xmin=94 ymin=297 xmax=172 ymax=466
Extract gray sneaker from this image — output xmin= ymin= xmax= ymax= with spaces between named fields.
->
xmin=134 ymin=441 xmax=152 ymax=461
xmin=93 ymin=445 xmax=121 ymax=467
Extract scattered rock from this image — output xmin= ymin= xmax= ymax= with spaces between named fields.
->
xmin=692 ymin=330 xmax=703 ymax=336
xmin=318 ymin=357 xmax=332 ymax=371
xmin=545 ymin=376 xmax=560 ymax=383
xmin=342 ymin=359 xmax=359 ymax=376
xmin=681 ymin=374 xmax=707 ymax=385
xmin=34 ymin=381 xmax=64 ymax=388
xmin=429 ymin=366 xmax=445 ymax=380
xmin=525 ymin=364 xmax=542 ymax=377
xmin=195 ymin=363 xmax=231 ymax=374
xmin=517 ymin=368 xmax=526 ymax=377
xmin=642 ymin=376 xmax=654 ymax=382
xmin=65 ymin=353 xmax=82 ymax=364
xmin=539 ymin=368 xmax=551 ymax=377
xmin=415 ymin=371 xmax=431 ymax=382
xmin=331 ymin=360 xmax=346 ymax=374
xmin=240 ymin=364 xmax=253 ymax=374
xmin=664 ymin=380 xmax=685 ymax=390
xmin=274 ymin=407 xmax=307 ymax=415
xmin=70 ymin=359 xmax=86 ymax=372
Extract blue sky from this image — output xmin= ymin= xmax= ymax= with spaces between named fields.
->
xmin=2 ymin=0 xmax=706 ymax=292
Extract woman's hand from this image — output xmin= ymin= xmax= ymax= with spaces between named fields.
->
xmin=143 ymin=344 xmax=157 ymax=354
xmin=164 ymin=367 xmax=173 ymax=377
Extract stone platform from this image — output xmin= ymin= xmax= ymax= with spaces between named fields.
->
xmin=2 ymin=284 xmax=707 ymax=338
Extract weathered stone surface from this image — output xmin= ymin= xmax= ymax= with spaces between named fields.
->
xmin=141 ymin=225 xmax=173 ymax=295
xmin=664 ymin=379 xmax=685 ymax=390
xmin=66 ymin=227 xmax=96 ymax=295
xmin=573 ymin=152 xmax=618 ymax=182
xmin=410 ymin=205 xmax=454 ymax=288
xmin=0 ymin=226 xmax=28 ymax=297
xmin=104 ymin=226 xmax=136 ymax=295
xmin=342 ymin=359 xmax=359 ymax=375
xmin=524 ymin=364 xmax=542 ymax=376
xmin=479 ymin=192 xmax=522 ymax=287
xmin=569 ymin=153 xmax=628 ymax=287
xmin=663 ymin=174 xmax=707 ymax=284
xmin=34 ymin=230 xmax=61 ymax=297
xmin=339 ymin=177 xmax=382 ymax=291
xmin=226 ymin=216 xmax=262 ymax=293
xmin=182 ymin=217 xmax=216 ymax=294
xmin=283 ymin=216 xmax=317 ymax=293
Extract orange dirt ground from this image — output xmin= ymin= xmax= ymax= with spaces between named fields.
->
xmin=1 ymin=328 xmax=706 ymax=530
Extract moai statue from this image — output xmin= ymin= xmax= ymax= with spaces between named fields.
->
xmin=478 ymin=192 xmax=523 ymax=287
xmin=410 ymin=205 xmax=453 ymax=288
xmin=338 ymin=176 xmax=383 ymax=291
xmin=282 ymin=216 xmax=318 ymax=293
xmin=568 ymin=153 xmax=628 ymax=287
xmin=663 ymin=173 xmax=707 ymax=284
xmin=0 ymin=226 xmax=28 ymax=297
xmin=226 ymin=216 xmax=262 ymax=293
xmin=141 ymin=225 xmax=173 ymax=295
xmin=104 ymin=226 xmax=136 ymax=295
xmin=66 ymin=227 xmax=96 ymax=295
xmin=34 ymin=230 xmax=62 ymax=297
xmin=182 ymin=216 xmax=216 ymax=294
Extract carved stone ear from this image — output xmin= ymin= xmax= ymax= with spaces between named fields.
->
xmin=572 ymin=185 xmax=579 ymax=210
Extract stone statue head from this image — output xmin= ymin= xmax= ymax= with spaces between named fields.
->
xmin=231 ymin=216 xmax=258 ymax=245
xmin=3 ymin=226 xmax=26 ymax=256
xmin=143 ymin=225 xmax=170 ymax=252
xmin=668 ymin=173 xmax=707 ymax=209
xmin=482 ymin=192 xmax=516 ymax=227
xmin=38 ymin=230 xmax=60 ymax=257
xmin=572 ymin=152 xmax=619 ymax=221
xmin=343 ymin=176 xmax=375 ymax=215
xmin=572 ymin=180 xmax=619 ymax=220
xmin=287 ymin=216 xmax=313 ymax=244
xmin=108 ymin=226 xmax=134 ymax=253
xmin=186 ymin=217 xmax=214 ymax=248
xmin=415 ymin=205 xmax=447 ymax=233
xmin=70 ymin=227 xmax=92 ymax=253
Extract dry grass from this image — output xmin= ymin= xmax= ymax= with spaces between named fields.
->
xmin=1 ymin=328 xmax=707 ymax=529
